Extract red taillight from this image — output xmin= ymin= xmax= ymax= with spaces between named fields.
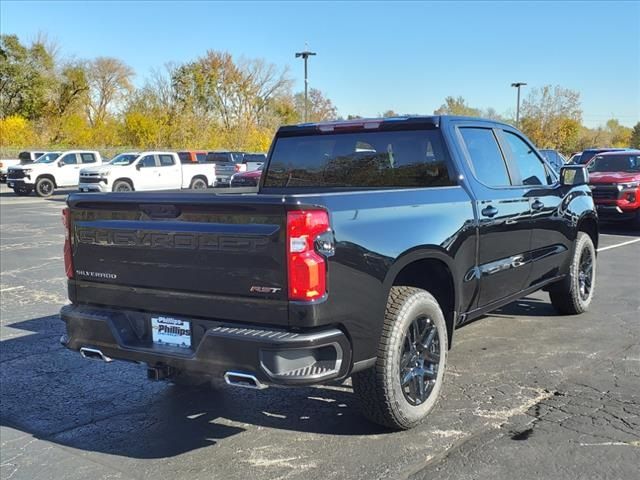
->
xmin=287 ymin=210 xmax=330 ymax=301
xmin=62 ymin=207 xmax=74 ymax=279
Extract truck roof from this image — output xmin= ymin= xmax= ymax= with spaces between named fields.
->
xmin=277 ymin=115 xmax=509 ymax=134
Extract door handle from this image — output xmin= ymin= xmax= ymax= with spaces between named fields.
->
xmin=481 ymin=205 xmax=499 ymax=218
xmin=532 ymin=200 xmax=544 ymax=211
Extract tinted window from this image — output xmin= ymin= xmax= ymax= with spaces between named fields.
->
xmin=177 ymin=152 xmax=191 ymax=164
xmin=158 ymin=154 xmax=175 ymax=166
xmin=80 ymin=153 xmax=96 ymax=164
xmin=206 ymin=152 xmax=232 ymax=163
xmin=60 ymin=153 xmax=78 ymax=165
xmin=263 ymin=129 xmax=455 ymax=188
xmin=34 ymin=152 xmax=45 ymax=158
xmin=196 ymin=153 xmax=207 ymax=163
xmin=590 ymin=154 xmax=640 ymax=172
xmin=138 ymin=155 xmax=157 ymax=168
xmin=244 ymin=154 xmax=266 ymax=163
xmin=459 ymin=128 xmax=511 ymax=186
xmin=503 ymin=132 xmax=549 ymax=185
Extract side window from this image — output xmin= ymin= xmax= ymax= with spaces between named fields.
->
xmin=502 ymin=132 xmax=550 ymax=186
xmin=158 ymin=154 xmax=175 ymax=166
xmin=459 ymin=128 xmax=511 ymax=187
xmin=196 ymin=153 xmax=207 ymax=163
xmin=60 ymin=153 xmax=78 ymax=165
xmin=138 ymin=155 xmax=157 ymax=168
xmin=178 ymin=152 xmax=191 ymax=164
xmin=80 ymin=153 xmax=96 ymax=164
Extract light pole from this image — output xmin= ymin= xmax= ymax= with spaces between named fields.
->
xmin=295 ymin=49 xmax=316 ymax=122
xmin=511 ymin=82 xmax=527 ymax=126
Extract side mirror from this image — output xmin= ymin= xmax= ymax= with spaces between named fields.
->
xmin=135 ymin=163 xmax=142 ymax=170
xmin=560 ymin=165 xmax=589 ymax=187
xmin=57 ymin=160 xmax=64 ymax=167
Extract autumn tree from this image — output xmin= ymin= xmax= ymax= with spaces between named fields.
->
xmin=86 ymin=57 xmax=134 ymax=126
xmin=434 ymin=96 xmax=481 ymax=117
xmin=630 ymin=122 xmax=640 ymax=149
xmin=519 ymin=85 xmax=582 ymax=152
xmin=294 ymin=88 xmax=337 ymax=122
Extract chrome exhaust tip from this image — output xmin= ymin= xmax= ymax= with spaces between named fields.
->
xmin=79 ymin=347 xmax=112 ymax=363
xmin=224 ymin=371 xmax=267 ymax=390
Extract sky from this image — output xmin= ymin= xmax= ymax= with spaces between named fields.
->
xmin=2 ymin=0 xmax=639 ymax=127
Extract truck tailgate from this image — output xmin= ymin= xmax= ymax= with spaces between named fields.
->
xmin=68 ymin=193 xmax=289 ymax=323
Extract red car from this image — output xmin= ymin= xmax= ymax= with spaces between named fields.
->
xmin=230 ymin=166 xmax=263 ymax=187
xmin=588 ymin=150 xmax=640 ymax=227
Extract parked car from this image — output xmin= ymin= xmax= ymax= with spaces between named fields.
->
xmin=202 ymin=151 xmax=240 ymax=186
xmin=0 ymin=151 xmax=54 ymax=182
xmin=573 ymin=148 xmax=628 ymax=167
xmin=538 ymin=149 xmax=567 ymax=173
xmin=79 ymin=151 xmax=215 ymax=192
xmin=177 ymin=151 xmax=208 ymax=164
xmin=1 ymin=158 xmax=22 ymax=182
xmin=230 ymin=164 xmax=263 ymax=187
xmin=60 ymin=115 xmax=597 ymax=430
xmin=588 ymin=150 xmax=640 ymax=227
xmin=236 ymin=153 xmax=267 ymax=172
xmin=7 ymin=150 xmax=102 ymax=196
xmin=569 ymin=152 xmax=582 ymax=164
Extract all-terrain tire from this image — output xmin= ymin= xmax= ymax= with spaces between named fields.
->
xmin=549 ymin=232 xmax=596 ymax=314
xmin=352 ymin=286 xmax=448 ymax=430
xmin=190 ymin=177 xmax=208 ymax=189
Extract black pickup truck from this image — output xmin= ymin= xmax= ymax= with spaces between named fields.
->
xmin=60 ymin=116 xmax=598 ymax=429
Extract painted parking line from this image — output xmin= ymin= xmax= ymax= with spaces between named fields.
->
xmin=597 ymin=238 xmax=640 ymax=252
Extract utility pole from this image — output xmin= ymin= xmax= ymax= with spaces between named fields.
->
xmin=511 ymin=82 xmax=527 ymax=126
xmin=295 ymin=48 xmax=316 ymax=122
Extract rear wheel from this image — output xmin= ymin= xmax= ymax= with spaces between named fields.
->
xmin=113 ymin=180 xmax=133 ymax=192
xmin=35 ymin=178 xmax=54 ymax=197
xmin=190 ymin=177 xmax=208 ymax=189
xmin=549 ymin=232 xmax=596 ymax=314
xmin=352 ymin=286 xmax=448 ymax=430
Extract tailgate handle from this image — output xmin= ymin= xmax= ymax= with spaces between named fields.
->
xmin=141 ymin=204 xmax=181 ymax=219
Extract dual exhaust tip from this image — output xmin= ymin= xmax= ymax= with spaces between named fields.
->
xmin=78 ymin=347 xmax=266 ymax=390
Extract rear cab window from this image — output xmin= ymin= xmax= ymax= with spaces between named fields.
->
xmin=158 ymin=154 xmax=176 ymax=166
xmin=458 ymin=127 xmax=511 ymax=187
xmin=80 ymin=153 xmax=96 ymax=164
xmin=263 ymin=129 xmax=456 ymax=189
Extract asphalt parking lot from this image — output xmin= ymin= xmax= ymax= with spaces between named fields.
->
xmin=1 ymin=183 xmax=639 ymax=480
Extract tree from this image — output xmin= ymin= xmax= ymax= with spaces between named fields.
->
xmin=0 ymin=34 xmax=55 ymax=120
xmin=294 ymin=88 xmax=337 ymax=122
xmin=86 ymin=57 xmax=134 ymax=126
xmin=605 ymin=118 xmax=632 ymax=147
xmin=382 ymin=110 xmax=399 ymax=118
xmin=630 ymin=122 xmax=640 ymax=149
xmin=519 ymin=85 xmax=582 ymax=152
xmin=434 ymin=96 xmax=481 ymax=117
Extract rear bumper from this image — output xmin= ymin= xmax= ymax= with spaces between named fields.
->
xmin=60 ymin=304 xmax=352 ymax=386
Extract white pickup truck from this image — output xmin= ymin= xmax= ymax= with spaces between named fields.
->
xmin=1 ymin=151 xmax=55 ymax=182
xmin=7 ymin=151 xmax=102 ymax=196
xmin=78 ymin=151 xmax=217 ymax=192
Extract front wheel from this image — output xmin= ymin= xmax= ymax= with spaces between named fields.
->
xmin=549 ymin=232 xmax=596 ymax=314
xmin=112 ymin=180 xmax=133 ymax=192
xmin=35 ymin=178 xmax=55 ymax=197
xmin=352 ymin=286 xmax=448 ymax=430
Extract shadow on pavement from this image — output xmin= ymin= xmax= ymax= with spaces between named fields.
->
xmin=0 ymin=315 xmax=385 ymax=460
xmin=599 ymin=223 xmax=640 ymax=237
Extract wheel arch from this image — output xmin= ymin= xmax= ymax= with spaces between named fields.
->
xmin=383 ymin=248 xmax=458 ymax=348
xmin=112 ymin=178 xmax=134 ymax=191
xmin=190 ymin=174 xmax=209 ymax=186
xmin=35 ymin=173 xmax=57 ymax=188
xmin=577 ymin=212 xmax=598 ymax=251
